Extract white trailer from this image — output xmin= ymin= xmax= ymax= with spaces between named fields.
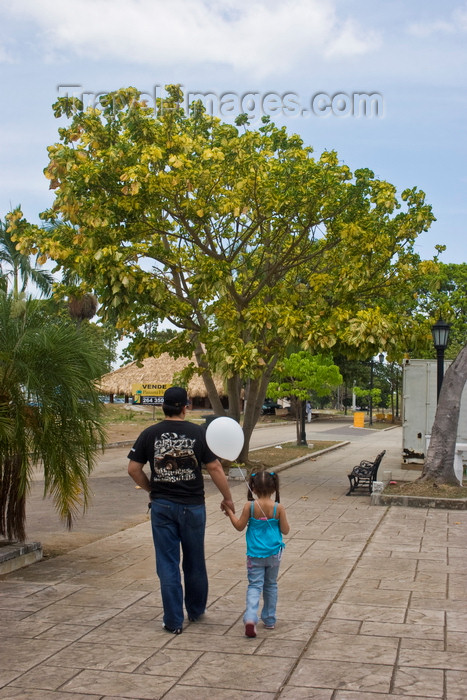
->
xmin=402 ymin=358 xmax=467 ymax=464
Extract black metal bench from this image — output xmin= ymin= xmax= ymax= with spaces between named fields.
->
xmin=346 ymin=450 xmax=386 ymax=495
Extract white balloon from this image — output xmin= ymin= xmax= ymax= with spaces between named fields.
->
xmin=206 ymin=417 xmax=244 ymax=461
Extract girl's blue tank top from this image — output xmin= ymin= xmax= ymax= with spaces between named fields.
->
xmin=245 ymin=501 xmax=285 ymax=558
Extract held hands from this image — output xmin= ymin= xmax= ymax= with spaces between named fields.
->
xmin=221 ymin=499 xmax=235 ymax=515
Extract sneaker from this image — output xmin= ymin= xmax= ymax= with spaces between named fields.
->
xmin=162 ymin=623 xmax=182 ymax=635
xmin=263 ymin=623 xmax=275 ymax=629
xmin=245 ymin=622 xmax=257 ymax=638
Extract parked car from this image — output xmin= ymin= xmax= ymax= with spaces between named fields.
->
xmin=261 ymin=399 xmax=281 ymax=415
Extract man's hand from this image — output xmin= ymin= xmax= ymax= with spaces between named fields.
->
xmin=221 ymin=499 xmax=235 ymax=514
xmin=205 ymin=459 xmax=234 ymax=512
xmin=128 ymin=460 xmax=151 ymax=493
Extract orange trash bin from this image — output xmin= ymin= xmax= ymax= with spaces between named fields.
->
xmin=353 ymin=411 xmax=365 ymax=428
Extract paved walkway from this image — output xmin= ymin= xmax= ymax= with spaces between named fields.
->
xmin=1 ymin=426 xmax=467 ymax=699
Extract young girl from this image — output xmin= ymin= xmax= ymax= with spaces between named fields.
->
xmin=224 ymin=470 xmax=290 ymax=638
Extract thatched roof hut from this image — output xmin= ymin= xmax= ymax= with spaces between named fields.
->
xmin=98 ymin=354 xmax=226 ymax=407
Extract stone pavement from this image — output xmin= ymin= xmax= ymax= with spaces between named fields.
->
xmin=1 ymin=426 xmax=467 ymax=699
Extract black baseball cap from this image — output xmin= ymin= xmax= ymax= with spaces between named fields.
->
xmin=163 ymin=386 xmax=189 ymax=408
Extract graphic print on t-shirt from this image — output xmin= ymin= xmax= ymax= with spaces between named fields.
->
xmin=153 ymin=432 xmax=198 ymax=483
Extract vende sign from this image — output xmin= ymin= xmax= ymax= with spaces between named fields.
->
xmin=132 ymin=383 xmax=170 ymax=405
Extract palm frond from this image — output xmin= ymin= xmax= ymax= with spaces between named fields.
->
xmin=0 ymin=293 xmax=107 ymax=540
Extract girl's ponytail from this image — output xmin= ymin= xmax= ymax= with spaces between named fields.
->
xmin=248 ymin=470 xmax=280 ymax=502
xmin=247 ymin=472 xmax=256 ymax=501
xmin=271 ymin=471 xmax=280 ymax=503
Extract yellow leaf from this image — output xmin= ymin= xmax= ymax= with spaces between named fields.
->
xmin=169 ymin=155 xmax=183 ymax=168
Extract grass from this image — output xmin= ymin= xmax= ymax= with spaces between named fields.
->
xmin=102 ymin=404 xmax=210 ymax=425
xmin=383 ymin=480 xmax=467 ymax=499
xmin=238 ymin=440 xmax=339 ymax=469
xmin=102 ymin=403 xmax=160 ymax=423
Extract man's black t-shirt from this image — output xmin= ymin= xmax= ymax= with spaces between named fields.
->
xmin=127 ymin=420 xmax=218 ymax=504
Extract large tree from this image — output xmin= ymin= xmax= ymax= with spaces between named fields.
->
xmin=0 ymin=293 xmax=107 ymax=541
xmin=18 ymin=85 xmax=437 ymax=460
xmin=403 ymin=262 xmax=467 ymax=485
xmin=420 ymin=343 xmax=467 ymax=485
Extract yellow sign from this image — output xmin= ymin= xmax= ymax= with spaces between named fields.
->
xmin=132 ymin=383 xmax=170 ymax=404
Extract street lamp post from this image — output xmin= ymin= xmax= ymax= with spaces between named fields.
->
xmin=431 ymin=318 xmax=451 ymax=402
xmin=369 ymin=362 xmax=374 ymax=426
xmin=299 ymin=399 xmax=307 ymax=445
xmin=369 ymin=353 xmax=385 ymax=426
xmin=395 ymin=375 xmax=399 ymax=418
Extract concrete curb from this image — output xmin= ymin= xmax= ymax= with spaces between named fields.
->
xmin=371 ymin=492 xmax=467 ymax=509
xmin=101 ymin=439 xmax=135 ymax=449
xmin=272 ymin=441 xmax=351 ymax=474
xmin=0 ymin=541 xmax=42 ymax=575
xmin=227 ymin=441 xmax=351 ymax=480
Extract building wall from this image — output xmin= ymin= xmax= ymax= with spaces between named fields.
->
xmin=402 ymin=358 xmax=467 ymax=463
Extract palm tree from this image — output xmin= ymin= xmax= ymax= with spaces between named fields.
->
xmin=0 ymin=293 xmax=107 ymax=541
xmin=0 ymin=213 xmax=54 ymax=298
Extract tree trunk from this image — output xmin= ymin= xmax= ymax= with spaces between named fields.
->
xmin=239 ymin=378 xmax=263 ymax=463
xmin=0 ymin=454 xmax=26 ymax=542
xmin=226 ymin=376 xmax=242 ymax=421
xmin=194 ymin=343 xmax=225 ymax=416
xmin=237 ymin=359 xmax=278 ymax=463
xmin=293 ymin=397 xmax=301 ymax=445
xmin=194 ymin=346 xmax=278 ymax=463
xmin=420 ymin=344 xmax=467 ymax=485
xmin=200 ymin=369 xmax=225 ymax=416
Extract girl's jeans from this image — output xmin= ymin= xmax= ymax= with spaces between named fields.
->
xmin=244 ymin=552 xmax=282 ymax=626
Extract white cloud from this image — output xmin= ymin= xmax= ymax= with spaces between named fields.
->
xmin=1 ymin=0 xmax=380 ymax=76
xmin=324 ymin=18 xmax=379 ymax=59
xmin=454 ymin=4 xmax=467 ymax=29
xmin=0 ymin=41 xmax=13 ymax=63
xmin=407 ymin=3 xmax=467 ymax=37
xmin=407 ymin=19 xmax=455 ymax=37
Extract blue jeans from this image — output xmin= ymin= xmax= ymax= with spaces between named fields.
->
xmin=244 ymin=552 xmax=282 ymax=626
xmin=150 ymin=499 xmax=208 ymax=629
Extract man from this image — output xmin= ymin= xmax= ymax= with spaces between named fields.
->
xmin=128 ymin=386 xmax=234 ymax=634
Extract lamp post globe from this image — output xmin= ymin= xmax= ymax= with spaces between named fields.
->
xmin=431 ymin=317 xmax=451 ymax=402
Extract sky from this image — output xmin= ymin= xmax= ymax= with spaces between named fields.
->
xmin=0 ymin=0 xmax=466 ymax=265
